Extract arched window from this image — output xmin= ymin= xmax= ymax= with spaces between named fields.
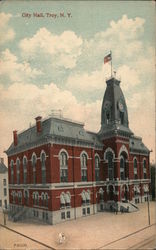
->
xmin=45 ymin=193 xmax=48 ymax=207
xmin=16 ymin=158 xmax=20 ymax=184
xmin=24 ymin=190 xmax=29 ymax=205
xmin=32 ymin=154 xmax=37 ymax=184
xmin=18 ymin=192 xmax=22 ymax=204
xmin=95 ymin=156 xmax=100 ymax=181
xmin=40 ymin=151 xmax=46 ymax=184
xmin=36 ymin=192 xmax=39 ymax=206
xmin=81 ymin=153 xmax=87 ymax=182
xmin=60 ymin=151 xmax=68 ymax=182
xmin=60 ymin=193 xmax=66 ymax=208
xmin=41 ymin=193 xmax=45 ymax=206
xmin=133 ymin=158 xmax=138 ymax=179
xmin=81 ymin=190 xmax=90 ymax=206
xmin=10 ymin=160 xmax=14 ymax=184
xmin=143 ymin=159 xmax=147 ymax=179
xmin=106 ymin=152 xmax=114 ymax=180
xmin=23 ymin=157 xmax=27 ymax=184
xmin=120 ymin=155 xmax=127 ymax=180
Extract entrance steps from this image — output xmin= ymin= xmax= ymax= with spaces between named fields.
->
xmin=118 ymin=201 xmax=139 ymax=212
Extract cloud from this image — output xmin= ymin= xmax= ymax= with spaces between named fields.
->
xmin=0 ymin=49 xmax=42 ymax=82
xmin=19 ymin=28 xmax=83 ymax=69
xmin=0 ymin=12 xmax=15 ymax=44
xmin=66 ymin=65 xmax=110 ymax=92
xmin=117 ymin=65 xmax=141 ymax=91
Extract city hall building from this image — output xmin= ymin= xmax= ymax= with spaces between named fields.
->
xmin=5 ymin=76 xmax=151 ymax=224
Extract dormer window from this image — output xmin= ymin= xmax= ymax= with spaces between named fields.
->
xmin=106 ymin=111 xmax=110 ymax=124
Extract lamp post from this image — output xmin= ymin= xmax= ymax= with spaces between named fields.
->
xmin=3 ymin=207 xmax=7 ymax=226
xmin=147 ymin=191 xmax=150 ymax=225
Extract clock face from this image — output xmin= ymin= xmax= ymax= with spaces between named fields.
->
xmin=118 ymin=100 xmax=124 ymax=111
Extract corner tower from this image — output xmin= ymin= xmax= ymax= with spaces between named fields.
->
xmin=98 ymin=77 xmax=133 ymax=137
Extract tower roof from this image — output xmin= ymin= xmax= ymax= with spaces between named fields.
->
xmin=98 ymin=77 xmax=133 ymax=137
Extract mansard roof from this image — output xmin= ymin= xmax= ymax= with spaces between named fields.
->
xmin=129 ymin=135 xmax=150 ymax=154
xmin=6 ymin=116 xmax=103 ymax=156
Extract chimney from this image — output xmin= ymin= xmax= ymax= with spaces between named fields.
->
xmin=0 ymin=158 xmax=4 ymax=164
xmin=35 ymin=116 xmax=42 ymax=133
xmin=13 ymin=130 xmax=18 ymax=146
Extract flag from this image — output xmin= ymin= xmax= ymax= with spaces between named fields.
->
xmin=104 ymin=53 xmax=112 ymax=64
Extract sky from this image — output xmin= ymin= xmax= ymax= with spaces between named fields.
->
xmin=0 ymin=0 xmax=155 ymax=164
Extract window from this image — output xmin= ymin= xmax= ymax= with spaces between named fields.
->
xmin=16 ymin=158 xmax=20 ymax=184
xmin=87 ymin=207 xmax=90 ymax=214
xmin=95 ymin=156 xmax=100 ymax=181
xmin=60 ymin=192 xmax=71 ymax=209
xmin=45 ymin=193 xmax=48 ymax=207
xmin=0 ymin=200 xmax=2 ymax=207
xmin=24 ymin=190 xmax=29 ymax=205
xmin=120 ymin=154 xmax=127 ymax=180
xmin=18 ymin=192 xmax=22 ymax=204
xmin=82 ymin=208 xmax=86 ymax=215
xmin=23 ymin=157 xmax=27 ymax=184
xmin=143 ymin=159 xmax=147 ymax=179
xmin=4 ymin=188 xmax=7 ymax=196
xmin=32 ymin=154 xmax=37 ymax=184
xmin=60 ymin=152 xmax=68 ymax=182
xmin=61 ymin=212 xmax=65 ymax=220
xmin=106 ymin=152 xmax=114 ymax=180
xmin=36 ymin=193 xmax=39 ymax=205
xmin=4 ymin=200 xmax=7 ymax=209
xmin=81 ymin=190 xmax=90 ymax=206
xmin=120 ymin=112 xmax=124 ymax=125
xmin=67 ymin=211 xmax=70 ymax=218
xmin=81 ymin=153 xmax=87 ymax=182
xmin=3 ymin=179 xmax=6 ymax=186
xmin=46 ymin=212 xmax=48 ymax=221
xmin=42 ymin=211 xmax=45 ymax=220
xmin=133 ymin=158 xmax=138 ymax=179
xmin=10 ymin=160 xmax=14 ymax=184
xmin=41 ymin=152 xmax=46 ymax=184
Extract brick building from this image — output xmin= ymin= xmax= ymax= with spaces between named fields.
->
xmin=5 ymin=76 xmax=150 ymax=224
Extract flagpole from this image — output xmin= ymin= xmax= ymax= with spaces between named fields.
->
xmin=110 ymin=50 xmax=112 ymax=77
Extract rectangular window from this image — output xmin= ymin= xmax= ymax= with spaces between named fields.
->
xmin=17 ymin=173 xmax=20 ymax=184
xmin=4 ymin=200 xmax=7 ymax=209
xmin=3 ymin=179 xmax=6 ymax=186
xmin=95 ymin=170 xmax=100 ymax=181
xmin=144 ymin=173 xmax=147 ymax=179
xmin=60 ymin=169 xmax=68 ymax=182
xmin=67 ymin=211 xmax=70 ymax=218
xmin=0 ymin=200 xmax=2 ymax=207
xmin=81 ymin=170 xmax=87 ymax=182
xmin=82 ymin=208 xmax=86 ymax=215
xmin=42 ymin=170 xmax=46 ymax=184
xmin=46 ymin=212 xmax=48 ymax=221
xmin=87 ymin=207 xmax=90 ymax=214
xmin=61 ymin=212 xmax=65 ymax=220
xmin=4 ymin=188 xmax=7 ymax=196
xmin=42 ymin=211 xmax=45 ymax=220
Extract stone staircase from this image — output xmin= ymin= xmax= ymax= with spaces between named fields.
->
xmin=118 ymin=201 xmax=139 ymax=213
xmin=9 ymin=207 xmax=27 ymax=222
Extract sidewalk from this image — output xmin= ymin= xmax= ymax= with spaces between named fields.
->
xmin=0 ymin=202 xmax=155 ymax=249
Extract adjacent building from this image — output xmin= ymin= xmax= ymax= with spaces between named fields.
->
xmin=0 ymin=158 xmax=9 ymax=211
xmin=5 ymin=76 xmax=151 ymax=224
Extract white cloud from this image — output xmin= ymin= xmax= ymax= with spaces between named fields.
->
xmin=66 ymin=65 xmax=110 ymax=92
xmin=19 ymin=28 xmax=83 ymax=69
xmin=0 ymin=12 xmax=15 ymax=44
xmin=117 ymin=65 xmax=141 ymax=91
xmin=82 ymin=15 xmax=145 ymax=63
xmin=0 ymin=49 xmax=42 ymax=82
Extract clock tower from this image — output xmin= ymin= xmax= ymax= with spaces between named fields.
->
xmin=98 ymin=76 xmax=133 ymax=137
